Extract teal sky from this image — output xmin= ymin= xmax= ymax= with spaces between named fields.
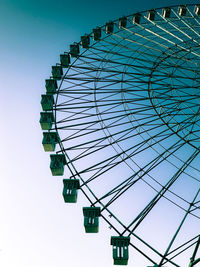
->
xmin=0 ymin=1 xmax=199 ymax=267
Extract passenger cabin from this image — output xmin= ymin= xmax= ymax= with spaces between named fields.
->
xmin=45 ymin=79 xmax=58 ymax=95
xmin=50 ymin=154 xmax=66 ymax=176
xmin=162 ymin=7 xmax=171 ymax=18
xmin=106 ymin=22 xmax=114 ymax=34
xmin=70 ymin=43 xmax=80 ymax=57
xmin=93 ymin=28 xmax=101 ymax=41
xmin=62 ymin=179 xmax=80 ymax=203
xmin=111 ymin=236 xmax=130 ymax=265
xmin=41 ymin=94 xmax=54 ymax=111
xmin=40 ymin=112 xmax=54 ymax=130
xmin=60 ymin=53 xmax=71 ymax=67
xmin=133 ymin=13 xmax=141 ymax=24
xmin=147 ymin=10 xmax=155 ymax=21
xmin=195 ymin=5 xmax=200 ymax=15
xmin=51 ymin=66 xmax=63 ymax=80
xmin=83 ymin=207 xmax=101 ymax=233
xmin=42 ymin=132 xmax=59 ymax=152
xmin=119 ymin=17 xmax=127 ymax=28
xmin=178 ymin=5 xmax=187 ymax=16
xmin=81 ymin=35 xmax=90 ymax=48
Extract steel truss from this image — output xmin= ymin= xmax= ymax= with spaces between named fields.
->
xmin=42 ymin=4 xmax=200 ymax=266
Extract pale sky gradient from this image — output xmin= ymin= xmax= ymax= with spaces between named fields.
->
xmin=0 ymin=1 xmax=199 ymax=267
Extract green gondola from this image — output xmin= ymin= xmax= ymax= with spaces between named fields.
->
xmin=147 ymin=10 xmax=155 ymax=21
xmin=41 ymin=94 xmax=54 ymax=111
xmin=83 ymin=207 xmax=101 ymax=233
xmin=111 ymin=236 xmax=130 ymax=265
xmin=45 ymin=79 xmax=58 ymax=95
xmin=92 ymin=28 xmax=101 ymax=41
xmin=195 ymin=5 xmax=200 ymax=15
xmin=119 ymin=17 xmax=127 ymax=28
xmin=42 ymin=132 xmax=59 ymax=151
xmin=62 ymin=179 xmax=80 ymax=203
xmin=133 ymin=13 xmax=141 ymax=24
xmin=40 ymin=112 xmax=54 ymax=130
xmin=162 ymin=7 xmax=171 ymax=18
xmin=179 ymin=5 xmax=187 ymax=16
xmin=51 ymin=65 xmax=63 ymax=80
xmin=81 ymin=35 xmax=90 ymax=48
xmin=60 ymin=53 xmax=71 ymax=67
xmin=106 ymin=21 xmax=114 ymax=34
xmin=50 ymin=154 xmax=66 ymax=176
xmin=70 ymin=43 xmax=80 ymax=57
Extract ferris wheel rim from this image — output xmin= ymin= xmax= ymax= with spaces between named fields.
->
xmin=43 ymin=3 xmax=200 ymax=266
xmin=55 ymin=2 xmax=200 ymax=208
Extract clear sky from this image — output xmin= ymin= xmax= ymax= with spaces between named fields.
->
xmin=0 ymin=0 xmax=199 ymax=267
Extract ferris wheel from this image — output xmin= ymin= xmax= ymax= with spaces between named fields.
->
xmin=40 ymin=4 xmax=200 ymax=266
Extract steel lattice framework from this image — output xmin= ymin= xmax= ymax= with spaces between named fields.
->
xmin=40 ymin=4 xmax=200 ymax=267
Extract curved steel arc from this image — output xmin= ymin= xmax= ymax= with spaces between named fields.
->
xmin=49 ymin=3 xmax=200 ymax=266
